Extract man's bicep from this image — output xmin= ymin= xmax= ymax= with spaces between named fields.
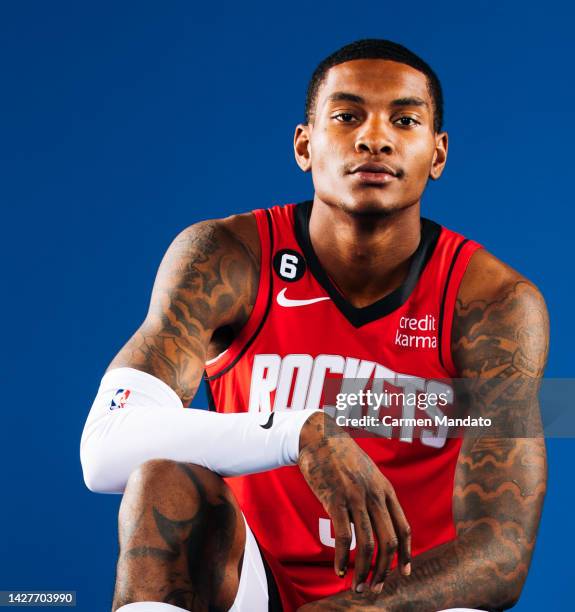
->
xmin=107 ymin=218 xmax=259 ymax=404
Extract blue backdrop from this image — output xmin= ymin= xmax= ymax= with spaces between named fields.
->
xmin=1 ymin=1 xmax=572 ymax=609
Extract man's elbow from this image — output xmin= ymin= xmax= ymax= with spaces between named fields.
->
xmin=80 ymin=431 xmax=123 ymax=494
xmin=496 ymin=581 xmax=523 ymax=610
xmin=82 ymin=466 xmax=105 ymax=493
xmin=81 ymin=443 xmax=110 ymax=493
xmin=464 ymin=527 xmax=532 ymax=610
xmin=483 ymin=550 xmax=529 ymax=610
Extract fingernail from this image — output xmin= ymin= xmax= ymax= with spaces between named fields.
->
xmin=371 ymin=582 xmax=384 ymax=594
xmin=356 ymin=582 xmax=367 ymax=593
xmin=404 ymin=562 xmax=411 ymax=576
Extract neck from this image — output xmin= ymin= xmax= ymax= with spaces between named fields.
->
xmin=308 ymin=197 xmax=422 ymax=308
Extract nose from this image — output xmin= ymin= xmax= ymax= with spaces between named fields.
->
xmin=355 ymin=116 xmax=394 ymax=155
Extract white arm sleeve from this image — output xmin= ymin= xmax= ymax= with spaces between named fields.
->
xmin=80 ymin=367 xmax=320 ymax=494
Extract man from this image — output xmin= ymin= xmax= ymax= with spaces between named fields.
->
xmin=81 ymin=39 xmax=548 ymax=611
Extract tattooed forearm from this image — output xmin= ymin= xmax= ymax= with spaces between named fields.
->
xmin=107 ymin=216 xmax=260 ymax=404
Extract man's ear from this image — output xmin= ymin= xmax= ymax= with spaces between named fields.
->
xmin=430 ymin=131 xmax=448 ymax=180
xmin=294 ymin=123 xmax=312 ymax=172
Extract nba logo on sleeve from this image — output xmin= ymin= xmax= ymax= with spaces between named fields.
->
xmin=109 ymin=389 xmax=131 ymax=410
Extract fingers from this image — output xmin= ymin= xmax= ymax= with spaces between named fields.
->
xmin=330 ymin=504 xmax=353 ymax=579
xmin=387 ymin=490 xmax=412 ymax=576
xmin=367 ymin=501 xmax=397 ymax=593
xmin=337 ymin=488 xmax=410 ymax=594
xmin=350 ymin=506 xmax=375 ymax=592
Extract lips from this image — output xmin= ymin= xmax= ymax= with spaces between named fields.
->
xmin=350 ymin=162 xmax=399 ymax=185
xmin=351 ymin=162 xmax=398 ymax=176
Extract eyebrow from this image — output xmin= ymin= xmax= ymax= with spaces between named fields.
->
xmin=327 ymin=92 xmax=365 ymax=104
xmin=391 ymin=96 xmax=429 ymax=108
xmin=326 ymin=92 xmax=429 ymax=108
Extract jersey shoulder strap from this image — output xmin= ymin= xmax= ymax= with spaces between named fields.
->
xmin=205 ymin=205 xmax=283 ymax=379
xmin=437 ymin=229 xmax=483 ymax=376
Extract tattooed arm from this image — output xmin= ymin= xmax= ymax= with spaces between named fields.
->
xmin=80 ymin=214 xmax=275 ymax=491
xmin=108 ymin=213 xmax=260 ymax=404
xmin=299 ymin=249 xmax=549 ymax=612
xmin=446 ymin=251 xmax=548 ymax=609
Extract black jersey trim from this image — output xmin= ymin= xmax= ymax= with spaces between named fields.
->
xmin=205 ymin=376 xmax=217 ymax=412
xmin=205 ymin=209 xmax=275 ymax=382
xmin=437 ymin=238 xmax=469 ymax=370
xmin=254 ymin=537 xmax=284 ymax=612
xmin=294 ymin=200 xmax=442 ymax=328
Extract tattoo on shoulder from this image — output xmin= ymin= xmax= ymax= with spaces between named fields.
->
xmin=109 ymin=220 xmax=260 ymax=403
xmin=453 ymin=280 xmax=548 ymax=378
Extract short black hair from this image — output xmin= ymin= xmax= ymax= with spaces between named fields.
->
xmin=305 ymin=39 xmax=444 ymax=132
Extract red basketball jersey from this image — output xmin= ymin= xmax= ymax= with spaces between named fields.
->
xmin=204 ymin=201 xmax=481 ymax=610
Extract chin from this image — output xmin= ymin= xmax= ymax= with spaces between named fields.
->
xmin=338 ymin=196 xmax=408 ymax=218
xmin=315 ymin=184 xmax=417 ymax=218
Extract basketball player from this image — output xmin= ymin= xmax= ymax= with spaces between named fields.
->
xmin=80 ymin=40 xmax=548 ymax=611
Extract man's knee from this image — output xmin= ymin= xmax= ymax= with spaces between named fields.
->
xmin=114 ymin=460 xmax=245 ymax=610
xmin=118 ymin=459 xmax=245 ymax=566
xmin=120 ymin=459 xmax=240 ymax=526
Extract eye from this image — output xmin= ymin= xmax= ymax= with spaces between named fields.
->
xmin=394 ymin=116 xmax=420 ymax=127
xmin=333 ymin=112 xmax=358 ymax=123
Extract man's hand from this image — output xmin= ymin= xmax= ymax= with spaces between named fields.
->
xmin=298 ymin=412 xmax=412 ymax=594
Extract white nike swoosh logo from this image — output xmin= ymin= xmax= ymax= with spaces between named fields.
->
xmin=276 ymin=287 xmax=330 ymax=308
